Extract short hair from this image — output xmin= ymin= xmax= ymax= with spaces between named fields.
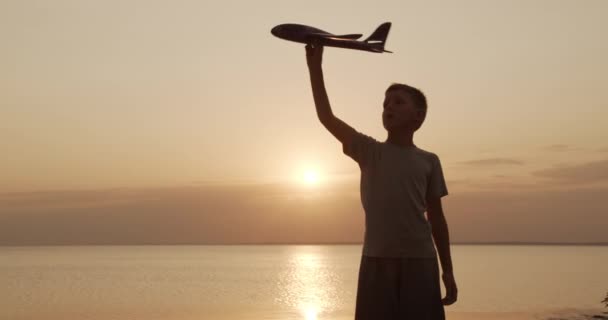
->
xmin=385 ymin=83 xmax=427 ymax=130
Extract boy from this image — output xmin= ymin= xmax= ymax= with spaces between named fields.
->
xmin=305 ymin=44 xmax=458 ymax=319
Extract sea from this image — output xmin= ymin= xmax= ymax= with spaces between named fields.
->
xmin=1 ymin=245 xmax=607 ymax=320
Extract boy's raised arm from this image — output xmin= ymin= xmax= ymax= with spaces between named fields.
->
xmin=306 ymin=44 xmax=357 ymax=145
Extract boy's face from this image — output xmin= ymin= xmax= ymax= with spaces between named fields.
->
xmin=382 ymin=89 xmax=422 ymax=131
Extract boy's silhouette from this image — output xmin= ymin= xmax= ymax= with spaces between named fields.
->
xmin=305 ymin=44 xmax=458 ymax=319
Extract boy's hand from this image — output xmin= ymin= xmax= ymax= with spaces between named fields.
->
xmin=441 ymin=272 xmax=458 ymax=305
xmin=306 ymin=43 xmax=323 ymax=69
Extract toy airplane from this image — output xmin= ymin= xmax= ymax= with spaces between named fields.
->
xmin=271 ymin=22 xmax=392 ymax=53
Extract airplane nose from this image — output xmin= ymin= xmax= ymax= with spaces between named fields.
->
xmin=271 ymin=25 xmax=281 ymax=36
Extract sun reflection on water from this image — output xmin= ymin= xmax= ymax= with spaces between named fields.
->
xmin=276 ymin=247 xmax=341 ymax=320
xmin=303 ymin=305 xmax=318 ymax=320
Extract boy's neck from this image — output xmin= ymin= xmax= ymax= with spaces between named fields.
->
xmin=385 ymin=130 xmax=415 ymax=148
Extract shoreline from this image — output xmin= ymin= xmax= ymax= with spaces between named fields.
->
xmin=2 ymin=242 xmax=608 ymax=247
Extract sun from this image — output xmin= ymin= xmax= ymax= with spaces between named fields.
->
xmin=302 ymin=169 xmax=320 ymax=185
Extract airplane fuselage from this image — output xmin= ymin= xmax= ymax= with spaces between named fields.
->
xmin=271 ymin=24 xmax=330 ymax=43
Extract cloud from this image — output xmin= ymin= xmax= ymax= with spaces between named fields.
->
xmin=443 ymin=186 xmax=608 ymax=244
xmin=543 ymin=144 xmax=580 ymax=152
xmin=532 ymin=159 xmax=608 ymax=184
xmin=455 ymin=181 xmax=544 ymax=191
xmin=458 ymin=158 xmax=525 ymax=166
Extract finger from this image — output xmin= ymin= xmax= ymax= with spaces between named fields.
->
xmin=442 ymin=292 xmax=457 ymax=305
xmin=441 ymin=287 xmax=455 ymax=305
xmin=445 ymin=287 xmax=458 ymax=305
xmin=442 ymin=297 xmax=450 ymax=305
xmin=305 ymin=44 xmax=314 ymax=56
xmin=449 ymin=292 xmax=457 ymax=304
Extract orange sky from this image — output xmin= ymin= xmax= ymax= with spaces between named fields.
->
xmin=1 ymin=0 xmax=607 ymax=244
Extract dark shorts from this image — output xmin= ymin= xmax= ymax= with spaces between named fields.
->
xmin=355 ymin=255 xmax=445 ymax=320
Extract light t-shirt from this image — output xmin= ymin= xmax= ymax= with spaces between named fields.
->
xmin=343 ymin=131 xmax=448 ymax=258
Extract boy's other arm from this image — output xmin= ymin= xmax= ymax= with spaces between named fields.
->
xmin=427 ymin=196 xmax=458 ymax=305
xmin=306 ymin=44 xmax=357 ymax=145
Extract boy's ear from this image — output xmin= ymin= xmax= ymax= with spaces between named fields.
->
xmin=413 ymin=110 xmax=426 ymax=129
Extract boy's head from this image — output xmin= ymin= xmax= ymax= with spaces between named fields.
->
xmin=382 ymin=83 xmax=427 ymax=132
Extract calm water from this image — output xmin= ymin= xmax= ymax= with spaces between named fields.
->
xmin=1 ymin=245 xmax=606 ymax=320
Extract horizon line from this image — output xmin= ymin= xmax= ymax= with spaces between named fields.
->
xmin=2 ymin=241 xmax=607 ymax=247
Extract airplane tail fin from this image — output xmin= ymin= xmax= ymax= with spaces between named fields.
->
xmin=364 ymin=22 xmax=391 ymax=44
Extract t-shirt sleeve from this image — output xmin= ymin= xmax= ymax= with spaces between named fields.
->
xmin=342 ymin=131 xmax=379 ymax=167
xmin=427 ymin=155 xmax=449 ymax=199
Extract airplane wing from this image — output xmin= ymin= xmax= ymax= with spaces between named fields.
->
xmin=309 ymin=32 xmax=362 ymax=40
xmin=320 ymin=36 xmax=393 ymax=53
xmin=331 ymin=33 xmax=363 ymax=40
xmin=370 ymin=48 xmax=393 ymax=53
xmin=316 ymin=36 xmax=358 ymax=42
